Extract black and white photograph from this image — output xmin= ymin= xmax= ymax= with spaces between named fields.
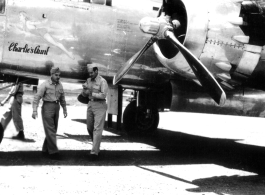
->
xmin=1 ymin=0 xmax=265 ymax=194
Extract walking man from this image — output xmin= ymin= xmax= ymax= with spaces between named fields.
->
xmin=82 ymin=64 xmax=108 ymax=159
xmin=32 ymin=67 xmax=67 ymax=160
xmin=0 ymin=83 xmax=25 ymax=143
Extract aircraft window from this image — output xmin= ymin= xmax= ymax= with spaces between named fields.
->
xmin=0 ymin=0 xmax=5 ymax=14
xmin=83 ymin=0 xmax=112 ymax=6
xmin=91 ymin=0 xmax=105 ymax=4
xmin=54 ymin=0 xmax=112 ymax=6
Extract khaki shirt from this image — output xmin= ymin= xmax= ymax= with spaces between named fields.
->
xmin=82 ymin=74 xmax=108 ymax=100
xmin=33 ymin=79 xmax=67 ymax=112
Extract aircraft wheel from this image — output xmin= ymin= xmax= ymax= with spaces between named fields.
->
xmin=123 ymin=100 xmax=159 ymax=134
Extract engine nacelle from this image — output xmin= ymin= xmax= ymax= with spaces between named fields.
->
xmin=153 ymin=0 xmax=260 ymax=85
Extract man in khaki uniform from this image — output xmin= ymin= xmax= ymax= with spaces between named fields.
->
xmin=0 ymin=83 xmax=25 ymax=143
xmin=32 ymin=67 xmax=67 ymax=160
xmin=82 ymin=64 xmax=108 ymax=159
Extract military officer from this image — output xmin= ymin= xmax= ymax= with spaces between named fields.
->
xmin=32 ymin=67 xmax=67 ymax=160
xmin=82 ymin=64 xmax=108 ymax=159
xmin=0 ymin=83 xmax=25 ymax=143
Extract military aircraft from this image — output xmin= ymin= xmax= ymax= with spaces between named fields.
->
xmin=0 ymin=0 xmax=265 ymax=133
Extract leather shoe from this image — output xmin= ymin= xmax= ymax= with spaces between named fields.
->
xmin=12 ymin=131 xmax=25 ymax=140
xmin=90 ymin=154 xmax=99 ymax=161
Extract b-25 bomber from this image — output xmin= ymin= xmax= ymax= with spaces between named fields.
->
xmin=0 ymin=0 xmax=265 ymax=134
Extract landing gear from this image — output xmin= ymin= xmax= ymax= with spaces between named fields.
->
xmin=123 ymin=100 xmax=159 ymax=134
xmin=33 ymin=86 xmax=37 ymax=94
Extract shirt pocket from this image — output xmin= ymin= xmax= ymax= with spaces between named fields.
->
xmin=56 ymin=88 xmax=64 ymax=99
xmin=46 ymin=88 xmax=55 ymax=95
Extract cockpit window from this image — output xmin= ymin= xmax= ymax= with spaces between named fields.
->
xmin=0 ymin=0 xmax=5 ymax=14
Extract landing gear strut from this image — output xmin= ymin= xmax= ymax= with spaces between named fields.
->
xmin=123 ymin=100 xmax=159 ymax=134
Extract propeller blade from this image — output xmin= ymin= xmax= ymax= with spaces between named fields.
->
xmin=165 ymin=30 xmax=226 ymax=105
xmin=113 ymin=36 xmax=157 ymax=85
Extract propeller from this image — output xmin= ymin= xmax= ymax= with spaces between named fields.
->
xmin=165 ymin=30 xmax=226 ymax=105
xmin=113 ymin=36 xmax=158 ymax=85
xmin=113 ymin=15 xmax=226 ymax=105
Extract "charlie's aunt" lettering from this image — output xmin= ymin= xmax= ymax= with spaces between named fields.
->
xmin=8 ymin=42 xmax=50 ymax=55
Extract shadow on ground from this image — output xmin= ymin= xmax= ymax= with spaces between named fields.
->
xmin=4 ymin=137 xmax=36 ymax=143
xmin=72 ymin=118 xmax=265 ymax=174
xmin=1 ymin=118 xmax=265 ymax=194
xmin=1 ymin=120 xmax=265 ymax=173
xmin=186 ymin=175 xmax=265 ymax=195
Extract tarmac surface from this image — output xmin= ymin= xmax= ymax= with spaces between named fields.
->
xmin=1 ymin=93 xmax=265 ymax=194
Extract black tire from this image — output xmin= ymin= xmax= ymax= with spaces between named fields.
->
xmin=123 ymin=100 xmax=137 ymax=132
xmin=0 ymin=123 xmax=4 ymax=143
xmin=106 ymin=0 xmax=112 ymax=6
xmin=123 ymin=100 xmax=159 ymax=134
xmin=33 ymin=86 xmax=37 ymax=94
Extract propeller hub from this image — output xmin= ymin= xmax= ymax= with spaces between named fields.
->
xmin=139 ymin=17 xmax=160 ymax=35
xmin=139 ymin=17 xmax=174 ymax=39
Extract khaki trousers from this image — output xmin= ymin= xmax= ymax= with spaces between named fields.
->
xmin=87 ymin=101 xmax=107 ymax=155
xmin=41 ymin=102 xmax=60 ymax=154
xmin=1 ymin=97 xmax=24 ymax=132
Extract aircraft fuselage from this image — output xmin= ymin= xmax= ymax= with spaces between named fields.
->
xmin=1 ymin=0 xmax=265 ymax=126
xmin=0 ymin=0 xmax=169 ymax=86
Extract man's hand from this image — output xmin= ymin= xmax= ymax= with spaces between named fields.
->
xmin=82 ymin=83 xmax=88 ymax=89
xmin=63 ymin=110 xmax=67 ymax=118
xmin=32 ymin=111 xmax=38 ymax=119
xmin=88 ymin=90 xmax=92 ymax=97
xmin=82 ymin=89 xmax=92 ymax=97
xmin=9 ymin=86 xmax=16 ymax=95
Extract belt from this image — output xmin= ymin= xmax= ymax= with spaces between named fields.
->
xmin=44 ymin=100 xmax=59 ymax=104
xmin=89 ymin=99 xmax=105 ymax=102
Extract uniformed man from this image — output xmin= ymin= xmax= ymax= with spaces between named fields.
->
xmin=32 ymin=67 xmax=67 ymax=160
xmin=0 ymin=83 xmax=25 ymax=143
xmin=82 ymin=64 xmax=108 ymax=159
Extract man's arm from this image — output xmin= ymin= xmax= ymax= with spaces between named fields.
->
xmin=32 ymin=82 xmax=46 ymax=111
xmin=92 ymin=79 xmax=108 ymax=99
xmin=59 ymin=85 xmax=67 ymax=118
xmin=81 ymin=80 xmax=90 ymax=97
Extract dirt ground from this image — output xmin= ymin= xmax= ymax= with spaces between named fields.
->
xmin=0 ymin=91 xmax=265 ymax=194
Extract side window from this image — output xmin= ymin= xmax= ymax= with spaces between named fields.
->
xmin=0 ymin=0 xmax=5 ymax=14
xmin=85 ymin=0 xmax=112 ymax=6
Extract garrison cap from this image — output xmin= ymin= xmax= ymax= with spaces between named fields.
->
xmin=87 ymin=64 xmax=97 ymax=71
xmin=50 ymin=67 xmax=60 ymax=74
